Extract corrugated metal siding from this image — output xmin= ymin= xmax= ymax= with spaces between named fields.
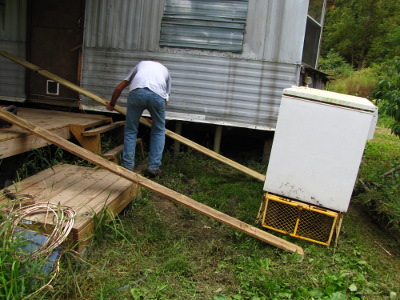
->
xmin=0 ymin=0 xmax=27 ymax=102
xmin=81 ymin=49 xmax=298 ymax=130
xmin=0 ymin=0 xmax=26 ymax=41
xmin=84 ymin=0 xmax=164 ymax=51
xmin=81 ymin=0 xmax=308 ymax=130
xmin=0 ymin=41 xmax=26 ymax=102
xmin=84 ymin=0 xmax=308 ymax=63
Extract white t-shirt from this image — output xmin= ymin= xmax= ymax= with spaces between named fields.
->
xmin=124 ymin=61 xmax=171 ymax=101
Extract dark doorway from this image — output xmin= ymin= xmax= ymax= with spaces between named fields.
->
xmin=27 ymin=0 xmax=84 ymax=107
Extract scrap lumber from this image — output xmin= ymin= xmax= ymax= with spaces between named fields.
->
xmin=0 ymin=109 xmax=304 ymax=255
xmin=0 ymin=51 xmax=266 ymax=182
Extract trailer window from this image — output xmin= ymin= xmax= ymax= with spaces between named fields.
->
xmin=160 ymin=0 xmax=248 ymax=53
xmin=302 ymin=0 xmax=325 ymax=68
xmin=308 ymin=0 xmax=324 ymax=23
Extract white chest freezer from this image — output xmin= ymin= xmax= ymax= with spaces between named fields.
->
xmin=264 ymin=86 xmax=378 ymax=212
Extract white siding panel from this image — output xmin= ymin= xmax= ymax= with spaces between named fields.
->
xmin=243 ymin=0 xmax=308 ymax=63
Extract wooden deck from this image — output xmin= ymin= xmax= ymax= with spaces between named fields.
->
xmin=0 ymin=164 xmax=140 ymax=252
xmin=0 ymin=107 xmax=112 ymax=159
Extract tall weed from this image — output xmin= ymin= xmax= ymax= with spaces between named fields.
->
xmin=15 ymin=146 xmax=65 ymax=181
xmin=327 ymin=68 xmax=378 ymax=97
xmin=354 ymin=127 xmax=400 ymax=232
xmin=0 ymin=219 xmax=52 ymax=299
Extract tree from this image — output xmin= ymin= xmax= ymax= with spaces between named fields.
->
xmin=318 ymin=50 xmax=353 ymax=78
xmin=321 ymin=0 xmax=400 ymax=68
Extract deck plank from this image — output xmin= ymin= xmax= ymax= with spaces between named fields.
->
xmin=0 ymin=107 xmax=112 ymax=158
xmin=2 ymin=164 xmax=76 ymax=192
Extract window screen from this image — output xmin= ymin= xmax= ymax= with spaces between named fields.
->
xmin=160 ymin=0 xmax=249 ymax=52
xmin=0 ymin=0 xmax=5 ymax=35
xmin=302 ymin=18 xmax=322 ymax=67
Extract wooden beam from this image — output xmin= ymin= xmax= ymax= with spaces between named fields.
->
xmin=81 ymin=120 xmax=125 ymax=137
xmin=0 ymin=109 xmax=304 ymax=255
xmin=213 ymin=125 xmax=222 ymax=153
xmin=0 ymin=51 xmax=266 ymax=182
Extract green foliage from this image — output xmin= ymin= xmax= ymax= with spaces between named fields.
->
xmin=318 ymin=50 xmax=353 ymax=79
xmin=320 ymin=0 xmax=400 ymax=135
xmin=367 ymin=6 xmax=400 ymax=64
xmin=374 ymin=60 xmax=400 ymax=137
xmin=323 ymin=67 xmax=378 ymax=98
xmin=322 ymin=0 xmax=400 ymax=68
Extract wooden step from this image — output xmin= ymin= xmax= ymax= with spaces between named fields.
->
xmin=70 ymin=121 xmax=125 ymax=154
xmin=103 ymin=138 xmax=145 ymax=163
xmin=103 ymin=144 xmax=124 ymax=162
xmin=82 ymin=121 xmax=125 ymax=136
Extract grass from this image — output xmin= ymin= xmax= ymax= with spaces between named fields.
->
xmin=325 ymin=68 xmax=378 ymax=98
xmin=40 ymin=150 xmax=398 ymax=299
xmin=0 ymin=125 xmax=399 ymax=299
xmin=353 ymin=125 xmax=400 ymax=234
xmin=0 ymin=220 xmax=55 ymax=299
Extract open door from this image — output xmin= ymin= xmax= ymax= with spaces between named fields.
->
xmin=27 ymin=0 xmax=84 ymax=107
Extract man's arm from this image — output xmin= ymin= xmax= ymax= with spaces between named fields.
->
xmin=165 ymin=73 xmax=171 ymax=102
xmin=106 ymin=80 xmax=130 ymax=111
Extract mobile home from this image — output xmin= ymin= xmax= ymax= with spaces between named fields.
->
xmin=0 ymin=0 xmax=330 ymax=132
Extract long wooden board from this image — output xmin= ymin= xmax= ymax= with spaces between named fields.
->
xmin=0 ymin=50 xmax=266 ymax=182
xmin=0 ymin=108 xmax=303 ymax=255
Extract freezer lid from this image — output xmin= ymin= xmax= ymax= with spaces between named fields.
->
xmin=283 ymin=86 xmax=377 ymax=112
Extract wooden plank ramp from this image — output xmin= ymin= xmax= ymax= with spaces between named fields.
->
xmin=0 ymin=164 xmax=141 ymax=253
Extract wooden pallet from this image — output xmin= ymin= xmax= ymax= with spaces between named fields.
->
xmin=0 ymin=164 xmax=141 ymax=253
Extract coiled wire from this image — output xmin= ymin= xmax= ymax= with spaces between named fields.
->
xmin=2 ymin=202 xmax=76 ymax=298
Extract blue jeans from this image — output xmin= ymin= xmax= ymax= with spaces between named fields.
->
xmin=122 ymin=88 xmax=166 ymax=171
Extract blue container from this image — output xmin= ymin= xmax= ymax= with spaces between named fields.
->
xmin=13 ymin=228 xmax=61 ymax=275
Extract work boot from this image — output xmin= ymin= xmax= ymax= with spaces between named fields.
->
xmin=144 ymin=169 xmax=162 ymax=178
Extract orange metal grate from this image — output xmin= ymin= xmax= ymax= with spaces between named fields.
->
xmin=259 ymin=193 xmax=341 ymax=246
xmin=263 ymin=199 xmax=298 ymax=232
